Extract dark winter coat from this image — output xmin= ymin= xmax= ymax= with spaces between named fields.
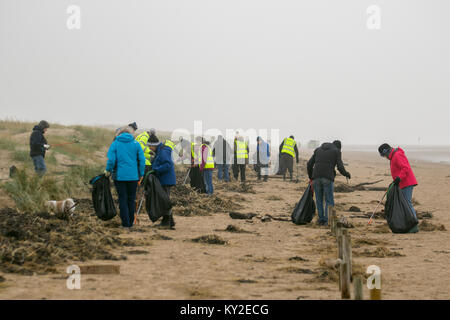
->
xmin=212 ymin=137 xmax=232 ymax=165
xmin=29 ymin=125 xmax=48 ymax=157
xmin=307 ymin=142 xmax=349 ymax=181
xmin=151 ymin=143 xmax=176 ymax=186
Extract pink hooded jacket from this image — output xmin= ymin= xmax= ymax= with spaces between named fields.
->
xmin=388 ymin=147 xmax=418 ymax=189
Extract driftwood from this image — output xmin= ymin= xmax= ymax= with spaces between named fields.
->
xmin=335 ymin=180 xmax=384 ymax=193
xmin=265 ymin=214 xmax=291 ymax=222
xmin=229 ymin=212 xmax=257 ymax=220
xmin=352 ymin=180 xmax=383 ymax=188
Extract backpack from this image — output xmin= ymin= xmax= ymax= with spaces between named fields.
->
xmin=89 ymin=174 xmax=117 ymax=221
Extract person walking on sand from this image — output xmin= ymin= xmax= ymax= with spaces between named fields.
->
xmin=200 ymin=140 xmax=215 ymax=195
xmin=378 ymin=143 xmax=419 ymax=233
xmin=307 ymin=140 xmax=351 ymax=226
xmin=256 ymin=136 xmax=270 ymax=182
xmin=105 ymin=126 xmax=146 ymax=229
xmin=190 ymin=136 xmax=206 ymax=193
xmin=149 ymin=134 xmax=176 ymax=229
xmin=212 ymin=135 xmax=232 ymax=182
xmin=279 ymin=135 xmax=299 ymax=181
xmin=233 ymin=135 xmax=249 ymax=182
xmin=29 ymin=120 xmax=51 ymax=175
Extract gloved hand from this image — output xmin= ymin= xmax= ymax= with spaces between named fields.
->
xmin=296 ymin=159 xmax=299 ymax=164
xmin=345 ymin=172 xmax=351 ymax=179
xmin=394 ymin=176 xmax=401 ymax=185
xmin=44 ymin=144 xmax=51 ymax=150
xmin=104 ymin=170 xmax=111 ymax=178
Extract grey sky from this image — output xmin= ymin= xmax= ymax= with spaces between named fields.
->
xmin=1 ymin=0 xmax=449 ymax=145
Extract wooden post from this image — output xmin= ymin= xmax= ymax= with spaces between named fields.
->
xmin=329 ymin=206 xmax=337 ymax=236
xmin=347 ymin=229 xmax=352 ymax=281
xmin=340 ymin=230 xmax=351 ymax=299
xmin=370 ymin=274 xmax=382 ymax=300
xmin=354 ymin=277 xmax=363 ymax=300
xmin=337 ymin=223 xmax=343 ymax=291
xmin=336 ymin=221 xmax=343 ymax=241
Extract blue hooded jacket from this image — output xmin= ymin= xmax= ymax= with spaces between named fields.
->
xmin=106 ymin=133 xmax=145 ymax=181
xmin=151 ymin=143 xmax=176 ymax=186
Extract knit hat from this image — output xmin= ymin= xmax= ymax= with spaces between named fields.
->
xmin=333 ymin=140 xmax=342 ymax=150
xmin=148 ymin=134 xmax=160 ymax=146
xmin=378 ymin=143 xmax=392 ymax=157
xmin=128 ymin=122 xmax=138 ymax=131
xmin=38 ymin=120 xmax=50 ymax=130
xmin=290 ymin=135 xmax=295 ymax=139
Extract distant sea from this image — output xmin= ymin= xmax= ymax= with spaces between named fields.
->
xmin=345 ymin=145 xmax=450 ymax=164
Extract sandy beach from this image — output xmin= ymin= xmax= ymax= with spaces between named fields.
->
xmin=1 ymin=149 xmax=449 ymax=300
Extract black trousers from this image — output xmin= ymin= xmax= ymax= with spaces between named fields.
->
xmin=280 ymin=153 xmax=294 ymax=180
xmin=257 ymin=164 xmax=269 ymax=181
xmin=233 ymin=164 xmax=246 ymax=182
xmin=114 ymin=180 xmax=138 ymax=227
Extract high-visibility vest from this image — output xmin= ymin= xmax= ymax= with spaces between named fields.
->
xmin=281 ymin=138 xmax=296 ymax=158
xmin=135 ymin=132 xmax=152 ymax=166
xmin=164 ymin=140 xmax=175 ymax=150
xmin=236 ymin=141 xmax=248 ymax=159
xmin=191 ymin=142 xmax=197 ymax=159
xmin=198 ymin=144 xmax=215 ymax=169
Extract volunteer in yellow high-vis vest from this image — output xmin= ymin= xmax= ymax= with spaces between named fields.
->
xmin=200 ymin=141 xmax=215 ymax=195
xmin=233 ymin=136 xmax=249 ymax=182
xmin=135 ymin=131 xmax=154 ymax=173
xmin=279 ymin=135 xmax=299 ymax=181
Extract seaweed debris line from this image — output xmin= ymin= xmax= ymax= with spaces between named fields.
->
xmin=0 ymin=207 xmax=150 ymax=275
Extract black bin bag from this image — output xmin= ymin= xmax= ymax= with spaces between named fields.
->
xmin=291 ymin=184 xmax=316 ymax=225
xmin=145 ymin=173 xmax=173 ymax=222
xmin=384 ymin=184 xmax=418 ymax=233
xmin=89 ymin=174 xmax=117 ymax=221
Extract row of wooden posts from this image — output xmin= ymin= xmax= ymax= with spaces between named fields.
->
xmin=328 ymin=207 xmax=381 ymax=300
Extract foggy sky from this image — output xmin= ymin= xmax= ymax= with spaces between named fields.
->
xmin=1 ymin=0 xmax=449 ymax=145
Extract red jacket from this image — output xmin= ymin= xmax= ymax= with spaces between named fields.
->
xmin=389 ymin=147 xmax=418 ymax=189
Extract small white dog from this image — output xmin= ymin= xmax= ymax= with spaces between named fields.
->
xmin=45 ymin=198 xmax=76 ymax=217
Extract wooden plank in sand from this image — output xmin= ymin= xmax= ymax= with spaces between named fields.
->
xmin=79 ymin=265 xmax=120 ymax=275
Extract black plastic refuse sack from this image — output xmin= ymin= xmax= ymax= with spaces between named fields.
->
xmin=89 ymin=174 xmax=117 ymax=221
xmin=145 ymin=173 xmax=173 ymax=222
xmin=291 ymin=184 xmax=316 ymax=225
xmin=384 ymin=184 xmax=418 ymax=233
